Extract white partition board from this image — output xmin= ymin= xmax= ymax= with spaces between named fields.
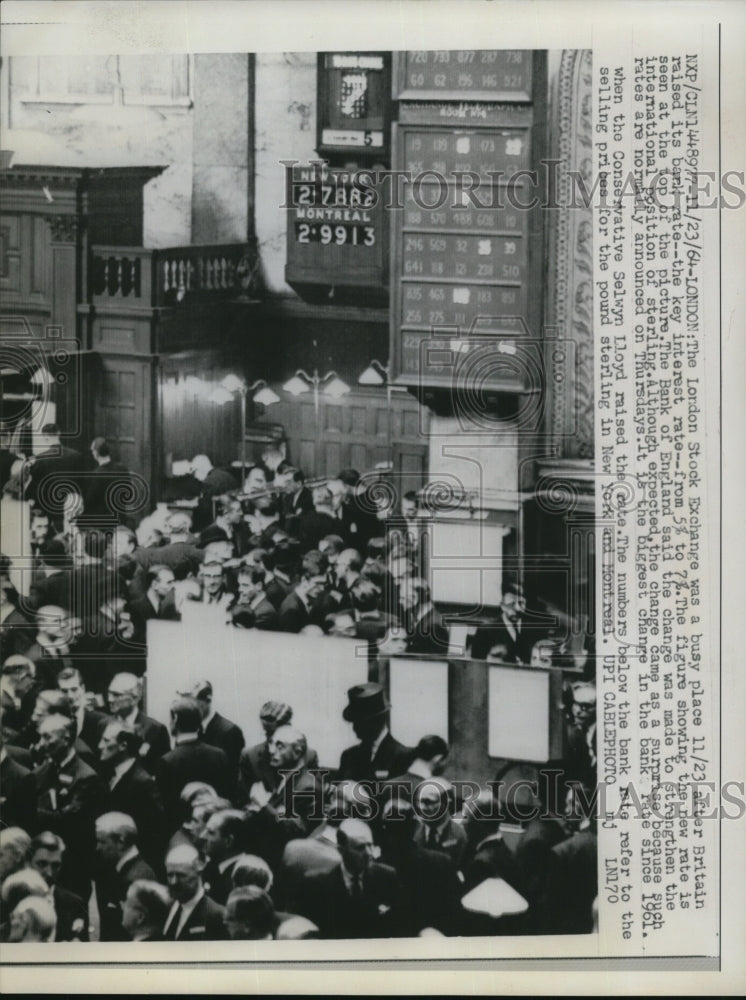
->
xmin=389 ymin=657 xmax=449 ymax=747
xmin=428 ymin=520 xmax=509 ymax=606
xmin=146 ymin=621 xmax=368 ymax=770
xmin=487 ymin=665 xmax=550 ymax=761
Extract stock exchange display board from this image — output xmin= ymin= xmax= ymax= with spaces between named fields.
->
xmin=393 ymin=50 xmax=533 ymax=102
xmin=390 ymin=50 xmax=545 ymax=390
xmin=285 ymin=162 xmax=387 ymax=290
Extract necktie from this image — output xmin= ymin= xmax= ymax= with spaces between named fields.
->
xmin=164 ymin=905 xmax=182 ymax=940
xmin=351 ymin=875 xmax=363 ymax=900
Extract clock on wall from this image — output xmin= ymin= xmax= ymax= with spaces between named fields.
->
xmin=317 ymin=52 xmax=392 ymax=159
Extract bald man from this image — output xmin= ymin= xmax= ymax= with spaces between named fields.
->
xmin=94 ymin=812 xmax=155 ymax=941
xmin=246 ymin=724 xmax=321 ymax=870
xmin=294 ymin=818 xmax=402 ymax=939
xmin=163 ymin=843 xmax=227 ymax=941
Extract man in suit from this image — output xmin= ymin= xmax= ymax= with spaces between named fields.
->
xmin=82 ymin=437 xmax=134 ymax=522
xmin=238 ymin=700 xmax=294 ymax=800
xmin=24 ymin=423 xmax=84 ymax=523
xmin=295 ymin=486 xmax=342 ymax=553
xmin=245 ymin=725 xmax=321 ymax=869
xmin=0 ymin=735 xmax=37 ymax=831
xmin=131 ymin=514 xmax=203 ymax=581
xmin=56 ymin=665 xmax=110 ymax=752
xmin=27 ymin=539 xmax=73 ymax=613
xmin=190 ymin=454 xmax=239 ymax=532
xmin=379 ymin=797 xmax=465 ymax=936
xmin=278 ymin=549 xmax=328 ymax=633
xmin=276 ymin=779 xmax=374 ymax=913
xmin=413 ymin=777 xmax=468 ymax=870
xmin=127 ymin=564 xmax=179 ymax=624
xmin=162 ymin=842 xmax=227 ymax=940
xmin=278 ymin=466 xmax=314 ymax=520
xmin=201 ymin=808 xmax=249 ymax=905
xmin=380 ymin=734 xmax=448 ymax=808
xmin=198 ymin=495 xmax=250 ymax=558
xmin=230 ymin=565 xmax=278 ymax=631
xmin=263 ymin=541 xmax=299 ymax=610
xmin=28 ymin=831 xmax=89 ymax=941
xmin=33 ymin=712 xmax=109 ymax=901
xmin=98 ymin=720 xmax=166 ymax=869
xmin=295 ymin=817 xmax=402 ymax=939
xmin=470 ymin=582 xmax=535 ymax=663
xmin=185 ymin=679 xmax=245 ymax=777
xmin=157 ymin=698 xmax=233 ymax=829
xmin=23 ymin=604 xmax=74 ymax=690
xmin=337 ymin=683 xmax=411 ymax=783
xmin=106 ymin=672 xmax=170 ymax=774
xmin=399 ymin=577 xmax=449 ymax=656
xmin=23 ymin=689 xmax=99 ymax=771
xmin=121 ymin=878 xmax=171 ymax=941
xmin=94 ymin=811 xmax=156 ymax=941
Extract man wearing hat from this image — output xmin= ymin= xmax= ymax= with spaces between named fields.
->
xmin=337 ymin=683 xmax=411 ymax=783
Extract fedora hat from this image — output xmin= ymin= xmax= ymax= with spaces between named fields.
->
xmin=342 ymin=682 xmax=389 ymax=722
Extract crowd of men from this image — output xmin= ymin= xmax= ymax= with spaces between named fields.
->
xmin=0 ymin=432 xmax=598 ymax=942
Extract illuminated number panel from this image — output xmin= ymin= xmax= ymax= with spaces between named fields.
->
xmin=390 ymin=51 xmax=546 ymax=389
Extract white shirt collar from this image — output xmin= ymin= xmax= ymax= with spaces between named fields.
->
xmin=166 ymin=884 xmax=205 ymax=939
xmin=111 ymin=757 xmax=135 ymax=786
xmin=57 ymin=748 xmax=76 ymax=769
xmin=370 ymin=725 xmax=389 ymax=758
xmin=115 ymin=845 xmax=139 ymax=872
xmin=217 ymin=853 xmax=242 ymax=875
xmin=202 ymin=708 xmax=216 ymax=729
xmin=123 ymin=706 xmax=139 ymax=726
xmin=406 ymin=758 xmax=431 ymax=779
xmin=249 ymin=592 xmax=266 ymax=611
xmin=174 ymin=733 xmax=199 ymax=745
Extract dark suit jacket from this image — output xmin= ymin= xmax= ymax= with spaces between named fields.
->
xmin=34 ymin=752 xmax=109 ymax=895
xmin=54 ymin=883 xmax=89 ymax=941
xmin=385 ymin=844 xmax=465 ymax=936
xmin=282 ymin=486 xmax=314 ymax=519
xmin=28 ymin=569 xmax=73 ymax=613
xmin=405 ymin=606 xmax=449 ymax=656
xmin=0 ymin=752 xmax=37 ymax=831
xmin=79 ymin=707 xmax=110 ymax=752
xmin=133 ymin=541 xmax=203 ymax=580
xmin=96 ymin=852 xmax=156 ymax=941
xmin=128 ymin=593 xmax=181 ymax=623
xmin=163 ymin=891 xmax=228 ymax=941
xmin=132 ymin=710 xmax=171 ymax=773
xmin=296 ymin=861 xmax=403 ymax=939
xmin=83 ymin=462 xmax=133 ymax=521
xmin=337 ymin=732 xmax=412 ymax=783
xmin=295 ymin=510 xmax=341 ymax=553
xmin=237 ymin=742 xmax=319 ymax=803
xmin=470 ymin=615 xmax=536 ymax=663
xmin=278 ymin=590 xmax=311 ymax=633
xmin=157 ymin=740 xmax=233 ymax=827
xmin=107 ymin=759 xmax=167 ymax=866
xmin=250 ymin=596 xmax=279 ymax=630
xmin=264 ymin=574 xmax=294 ymax=611
xmin=202 ymin=712 xmax=245 ymax=773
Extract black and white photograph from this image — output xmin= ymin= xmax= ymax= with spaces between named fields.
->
xmin=0 ymin=1 xmax=742 ymax=996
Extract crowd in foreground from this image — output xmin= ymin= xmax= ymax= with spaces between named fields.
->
xmin=1 ymin=431 xmax=598 ymax=941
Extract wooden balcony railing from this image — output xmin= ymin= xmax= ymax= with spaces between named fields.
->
xmin=89 ymin=240 xmax=260 ymax=307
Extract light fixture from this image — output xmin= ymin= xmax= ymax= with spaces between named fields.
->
xmin=281 ymin=368 xmax=351 ymax=452
xmin=211 ymin=374 xmax=279 ymax=479
xmin=282 ymin=374 xmax=311 ymax=397
xmin=358 ymin=360 xmax=389 ymax=386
